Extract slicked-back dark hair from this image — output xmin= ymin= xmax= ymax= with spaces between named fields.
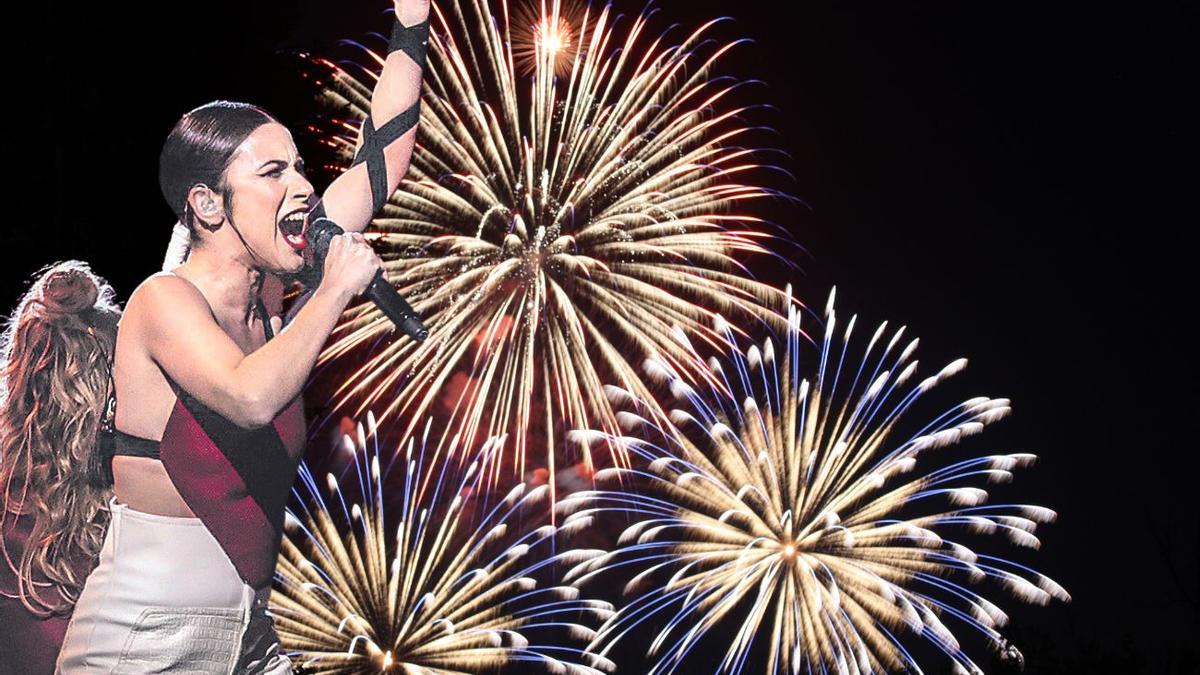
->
xmin=158 ymin=100 xmax=279 ymax=236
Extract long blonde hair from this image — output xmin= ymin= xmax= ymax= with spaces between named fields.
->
xmin=0 ymin=260 xmax=120 ymax=616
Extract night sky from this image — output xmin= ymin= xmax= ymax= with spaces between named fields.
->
xmin=2 ymin=1 xmax=1192 ymax=672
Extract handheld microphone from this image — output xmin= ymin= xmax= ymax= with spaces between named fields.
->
xmin=300 ymin=216 xmax=428 ymax=342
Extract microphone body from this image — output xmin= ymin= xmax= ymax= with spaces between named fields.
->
xmin=299 ymin=216 xmax=428 ymax=342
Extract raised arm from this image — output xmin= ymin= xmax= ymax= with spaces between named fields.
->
xmin=319 ymin=0 xmax=431 ymax=234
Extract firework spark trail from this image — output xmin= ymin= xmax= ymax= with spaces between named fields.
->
xmin=558 ymin=287 xmax=1070 ymax=674
xmin=305 ymin=0 xmax=799 ymax=495
xmin=270 ymin=410 xmax=617 ymax=673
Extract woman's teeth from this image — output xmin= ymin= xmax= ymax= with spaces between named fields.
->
xmin=280 ymin=212 xmax=308 ymax=251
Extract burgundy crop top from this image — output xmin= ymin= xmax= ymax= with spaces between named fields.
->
xmin=104 ymin=276 xmax=307 ymax=591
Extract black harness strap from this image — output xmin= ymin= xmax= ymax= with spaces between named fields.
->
xmin=256 ymin=296 xmax=274 ymax=341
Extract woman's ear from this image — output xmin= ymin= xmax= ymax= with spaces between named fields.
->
xmin=186 ymin=184 xmax=225 ymax=231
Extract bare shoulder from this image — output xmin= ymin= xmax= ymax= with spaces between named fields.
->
xmin=123 ymin=272 xmax=211 ymax=331
xmin=132 ymin=271 xmax=206 ymax=302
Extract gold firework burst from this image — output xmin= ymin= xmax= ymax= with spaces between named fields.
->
xmin=560 ymin=288 xmax=1070 ymax=674
xmin=307 ymin=0 xmax=796 ymax=496
xmin=511 ymin=0 xmax=590 ymax=75
xmin=271 ymin=411 xmax=616 ymax=673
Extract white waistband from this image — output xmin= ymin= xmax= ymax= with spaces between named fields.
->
xmin=105 ymin=497 xmax=273 ymax=609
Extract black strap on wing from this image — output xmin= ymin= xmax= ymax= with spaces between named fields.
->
xmin=389 ymin=17 xmax=430 ymax=69
xmin=351 ymin=98 xmax=421 ymax=215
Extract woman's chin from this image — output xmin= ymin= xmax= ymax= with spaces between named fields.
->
xmin=278 ymin=240 xmax=307 ymax=263
xmin=262 ymin=247 xmax=306 ymax=278
xmin=281 ymin=252 xmax=306 ymax=274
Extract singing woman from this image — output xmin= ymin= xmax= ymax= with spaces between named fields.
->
xmin=49 ymin=0 xmax=432 ymax=671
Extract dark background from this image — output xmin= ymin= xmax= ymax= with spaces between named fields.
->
xmin=2 ymin=1 xmax=1193 ymax=672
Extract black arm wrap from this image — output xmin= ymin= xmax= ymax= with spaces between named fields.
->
xmin=351 ymin=99 xmax=421 ymax=215
xmin=346 ymin=16 xmax=429 ymax=216
xmin=389 ymin=17 xmax=430 ymax=70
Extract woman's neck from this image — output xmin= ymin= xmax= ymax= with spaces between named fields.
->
xmin=175 ymin=248 xmax=265 ymax=327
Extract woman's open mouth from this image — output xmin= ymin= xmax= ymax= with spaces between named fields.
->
xmin=279 ymin=209 xmax=308 ymax=251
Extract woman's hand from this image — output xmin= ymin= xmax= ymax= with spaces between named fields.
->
xmin=320 ymin=232 xmax=383 ymax=302
xmin=396 ymin=0 xmax=431 ymax=27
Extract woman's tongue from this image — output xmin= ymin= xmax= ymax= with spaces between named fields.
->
xmin=283 ymin=230 xmax=307 ymax=251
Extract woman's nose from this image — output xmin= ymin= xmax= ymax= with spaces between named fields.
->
xmin=292 ymin=172 xmax=315 ymax=199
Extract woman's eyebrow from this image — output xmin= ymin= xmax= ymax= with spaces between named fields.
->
xmin=256 ymin=158 xmax=305 ymax=172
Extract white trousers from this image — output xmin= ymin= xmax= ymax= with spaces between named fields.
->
xmin=55 ymin=498 xmax=291 ymax=674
